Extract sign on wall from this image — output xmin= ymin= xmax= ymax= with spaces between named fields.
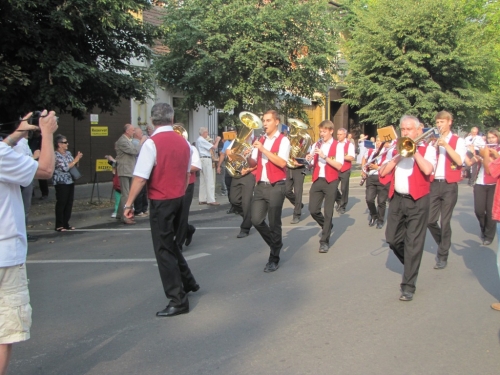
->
xmin=90 ymin=126 xmax=108 ymax=136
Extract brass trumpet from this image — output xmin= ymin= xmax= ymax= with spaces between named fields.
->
xmin=397 ymin=127 xmax=438 ymax=157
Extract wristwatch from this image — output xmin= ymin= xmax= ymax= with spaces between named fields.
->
xmin=123 ymin=205 xmax=134 ymax=210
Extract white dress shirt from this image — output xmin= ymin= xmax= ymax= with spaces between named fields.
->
xmin=134 ymin=126 xmax=192 ymax=179
xmin=251 ymin=130 xmax=291 ymax=182
xmin=338 ymin=140 xmax=356 ymax=159
xmin=313 ymin=138 xmax=344 ymax=178
xmin=394 ymin=144 xmax=437 ymax=194
xmin=196 ymin=136 xmax=214 ymax=157
xmin=434 ymin=133 xmax=466 ymax=179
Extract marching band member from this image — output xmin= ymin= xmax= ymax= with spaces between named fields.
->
xmin=306 ymin=120 xmax=344 ymax=253
xmin=247 ymin=110 xmax=291 ymax=272
xmin=334 ymin=128 xmax=356 ymax=214
xmin=379 ymin=115 xmax=437 ymax=302
xmin=464 ymin=129 xmax=500 ymax=245
xmin=362 ymin=137 xmax=395 ymax=229
xmin=427 ymin=111 xmax=467 ymax=270
xmin=225 ymin=132 xmax=256 ymax=239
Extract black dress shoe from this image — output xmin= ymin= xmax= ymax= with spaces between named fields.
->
xmin=376 ymin=221 xmax=384 ymax=229
xmin=156 ymin=302 xmax=189 ymax=317
xmin=483 ymin=240 xmax=492 ymax=246
xmin=338 ymin=208 xmax=346 ymax=215
xmin=399 ymin=291 xmax=414 ymax=301
xmin=319 ymin=243 xmax=329 ymax=253
xmin=184 ymin=283 xmax=200 ymax=294
xmin=290 ymin=216 xmax=300 ymax=224
xmin=237 ymin=231 xmax=249 ymax=238
xmin=369 ymin=216 xmax=377 ymax=227
xmin=264 ymin=262 xmax=279 ymax=273
xmin=185 ymin=227 xmax=196 ymax=246
xmin=226 ymin=206 xmax=236 ymax=214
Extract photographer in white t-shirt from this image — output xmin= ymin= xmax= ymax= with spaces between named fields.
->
xmin=0 ymin=110 xmax=58 ymax=375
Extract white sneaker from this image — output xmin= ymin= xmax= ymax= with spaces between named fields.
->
xmin=111 ymin=213 xmax=117 ymax=218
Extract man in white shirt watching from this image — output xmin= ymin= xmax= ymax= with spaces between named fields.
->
xmin=0 ymin=110 xmax=58 ymax=375
xmin=196 ymin=127 xmax=221 ymax=206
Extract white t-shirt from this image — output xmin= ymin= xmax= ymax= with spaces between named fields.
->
xmin=133 ymin=126 xmax=192 ymax=179
xmin=250 ymin=130 xmax=291 ymax=182
xmin=0 ymin=142 xmax=38 ymax=267
xmin=190 ymin=145 xmax=201 ymax=170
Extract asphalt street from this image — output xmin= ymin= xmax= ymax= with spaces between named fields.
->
xmin=9 ymin=182 xmax=500 ymax=375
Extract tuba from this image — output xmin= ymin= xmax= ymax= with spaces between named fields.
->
xmin=173 ymin=124 xmax=188 ymax=140
xmin=225 ymin=111 xmax=263 ymax=178
xmin=397 ymin=127 xmax=438 ymax=157
xmin=286 ymin=118 xmax=313 ymax=168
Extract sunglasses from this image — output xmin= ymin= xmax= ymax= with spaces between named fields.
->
xmin=59 ymin=141 xmax=68 ymax=144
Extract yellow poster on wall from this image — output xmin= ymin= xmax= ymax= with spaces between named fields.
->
xmin=95 ymin=159 xmax=113 ymax=172
xmin=91 ymin=126 xmax=108 ymax=136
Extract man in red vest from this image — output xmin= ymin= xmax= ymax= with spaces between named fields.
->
xmin=306 ymin=120 xmax=344 ymax=253
xmin=124 ymin=103 xmax=199 ymax=317
xmin=427 ymin=111 xmax=466 ymax=269
xmin=334 ymin=128 xmax=356 ymax=214
xmin=247 ymin=110 xmax=291 ymax=272
xmin=379 ymin=115 xmax=437 ymax=301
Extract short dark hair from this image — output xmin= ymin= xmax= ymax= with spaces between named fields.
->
xmin=318 ymin=120 xmax=334 ymax=130
xmin=54 ymin=134 xmax=66 ymax=148
xmin=263 ymin=110 xmax=279 ymax=121
xmin=151 ymin=103 xmax=174 ymax=126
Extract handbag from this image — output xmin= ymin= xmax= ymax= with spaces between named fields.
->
xmin=69 ymin=166 xmax=82 ymax=181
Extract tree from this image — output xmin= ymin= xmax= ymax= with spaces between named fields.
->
xmin=340 ymin=0 xmax=497 ymax=127
xmin=0 ymin=0 xmax=159 ymax=125
xmin=154 ymin=0 xmax=338 ymax=122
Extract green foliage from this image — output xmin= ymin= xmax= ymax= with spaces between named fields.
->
xmin=0 ymin=0 xmax=159 ymax=122
xmin=341 ymin=0 xmax=497 ymax=127
xmin=154 ymin=0 xmax=338 ymax=117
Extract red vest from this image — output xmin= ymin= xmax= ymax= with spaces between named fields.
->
xmin=255 ymin=134 xmax=286 ymax=184
xmin=312 ymin=140 xmax=339 ymax=183
xmin=340 ymin=142 xmax=352 ymax=172
xmin=389 ymin=144 xmax=431 ymax=200
xmin=430 ymin=134 xmax=462 ymax=183
xmin=378 ymin=147 xmax=398 ymax=185
xmin=148 ymin=131 xmax=190 ymax=200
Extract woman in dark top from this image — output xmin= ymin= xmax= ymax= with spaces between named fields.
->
xmin=53 ymin=134 xmax=83 ymax=231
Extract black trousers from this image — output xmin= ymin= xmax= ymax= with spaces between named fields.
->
xmin=365 ymin=175 xmax=390 ymax=224
xmin=176 ymin=183 xmax=196 ymax=249
xmin=54 ymin=184 xmax=74 ymax=229
xmin=386 ymin=193 xmax=430 ymax=293
xmin=473 ymin=184 xmax=496 ymax=242
xmin=225 ymin=173 xmax=233 ymax=198
xmin=309 ymin=178 xmax=339 ymax=244
xmin=230 ymin=173 xmax=255 ymax=233
xmin=335 ymin=169 xmax=351 ymax=210
xmin=134 ymin=185 xmax=148 ymax=214
xmin=285 ymin=167 xmax=306 ymax=218
xmin=251 ymin=181 xmax=286 ymax=264
xmin=39 ymin=179 xmax=49 ymax=197
xmin=427 ymin=181 xmax=458 ymax=262
xmin=149 ymin=198 xmax=197 ymax=307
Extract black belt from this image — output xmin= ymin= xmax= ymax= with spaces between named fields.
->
xmin=257 ymin=181 xmax=285 ymax=186
xmin=200 ymin=156 xmax=211 ymax=158
xmin=433 ymin=178 xmax=446 ymax=182
xmin=395 ymin=192 xmax=414 ymax=199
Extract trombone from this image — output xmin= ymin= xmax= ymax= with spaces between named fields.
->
xmin=397 ymin=127 xmax=439 ymax=157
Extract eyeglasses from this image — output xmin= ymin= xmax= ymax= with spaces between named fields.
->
xmin=59 ymin=141 xmax=68 ymax=144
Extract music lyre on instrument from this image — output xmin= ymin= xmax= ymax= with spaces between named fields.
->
xmin=225 ymin=111 xmax=263 ymax=178
xmin=286 ymin=118 xmax=312 ymax=169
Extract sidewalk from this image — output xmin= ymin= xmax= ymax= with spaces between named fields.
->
xmin=28 ymin=165 xmax=363 ymax=228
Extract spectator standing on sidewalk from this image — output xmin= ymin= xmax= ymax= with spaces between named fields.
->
xmin=131 ymin=127 xmax=149 ymax=217
xmin=196 ymin=127 xmax=221 ymax=206
xmin=115 ymin=124 xmax=146 ymax=224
